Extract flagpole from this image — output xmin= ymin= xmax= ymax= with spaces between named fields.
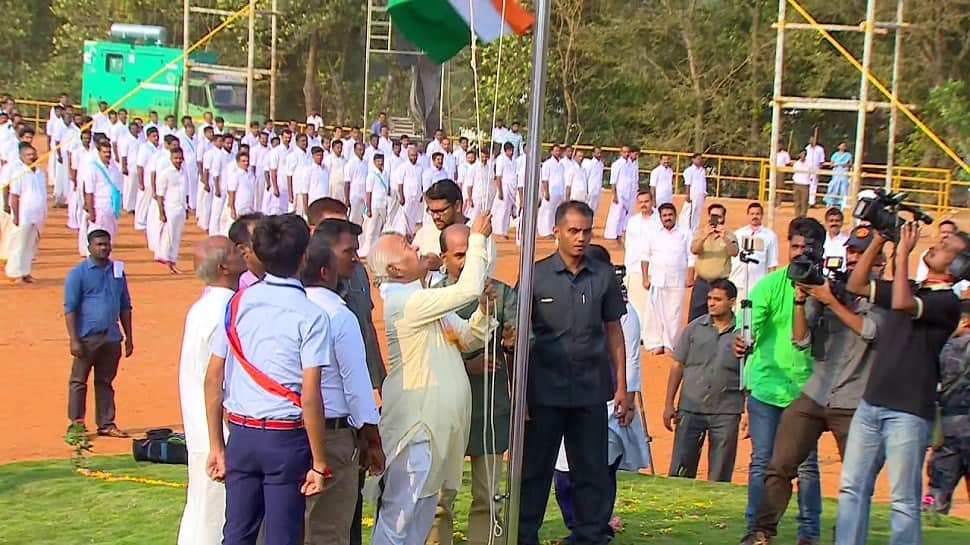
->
xmin=504 ymin=1 xmax=552 ymax=543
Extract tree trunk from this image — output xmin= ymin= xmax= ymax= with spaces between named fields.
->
xmin=680 ymin=2 xmax=705 ymax=152
xmin=748 ymin=0 xmax=763 ymax=152
xmin=303 ymin=33 xmax=319 ymax=117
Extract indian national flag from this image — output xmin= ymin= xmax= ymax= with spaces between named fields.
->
xmin=388 ymin=0 xmax=534 ymax=64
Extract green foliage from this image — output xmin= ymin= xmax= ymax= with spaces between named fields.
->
xmin=62 ymin=422 xmax=92 ymax=469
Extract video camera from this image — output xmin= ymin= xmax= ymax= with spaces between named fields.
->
xmin=852 ymin=188 xmax=934 ymax=241
xmin=787 ymin=241 xmax=846 ymax=286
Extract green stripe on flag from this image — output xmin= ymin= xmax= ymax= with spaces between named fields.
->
xmin=388 ymin=0 xmax=471 ymax=64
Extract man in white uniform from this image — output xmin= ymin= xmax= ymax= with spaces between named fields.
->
xmin=466 ymin=149 xmax=493 ymax=223
xmin=603 ymin=146 xmax=639 ymax=244
xmin=176 ymin=235 xmax=246 ymax=545
xmin=204 ymin=138 xmax=231 ymax=234
xmin=263 ymin=135 xmax=288 ymax=215
xmin=146 ymin=136 xmax=178 ymax=251
xmin=394 ymin=146 xmax=424 ymax=236
xmin=422 ymin=153 xmax=450 ymax=227
xmin=80 ymin=140 xmax=123 ymax=258
xmin=326 ymin=140 xmax=349 ymax=207
xmin=135 ymin=128 xmax=162 ymax=230
xmin=565 ymin=149 xmax=587 ymax=203
xmin=285 ymin=134 xmax=311 ymax=214
xmin=623 ymin=190 xmax=659 ymax=341
xmin=198 ymin=134 xmax=224 ymax=228
xmin=822 ymin=207 xmax=848 ymax=264
xmin=728 ymin=202 xmax=778 ymax=301
xmin=91 ymin=101 xmax=110 ymax=135
xmin=346 ymin=143 xmax=369 ymax=226
xmin=222 ymin=153 xmax=257 ymax=235
xmin=360 ymin=154 xmax=390 ymax=257
xmin=491 ymin=142 xmax=517 ymax=239
xmin=46 ymin=106 xmax=69 ymax=207
xmin=366 ymin=214 xmax=495 ymax=545
xmin=641 ymin=202 xmax=691 ymax=354
xmin=67 ymin=129 xmax=94 ymax=233
xmin=4 ymin=144 xmax=46 ymax=283
xmin=805 ymin=136 xmax=825 ymax=207
xmin=649 ymin=155 xmax=674 ymax=207
xmin=250 ymin=132 xmax=271 ymax=212
xmin=683 ymin=153 xmax=707 ymax=232
xmin=581 ymin=146 xmax=604 ymax=215
xmin=154 ymin=148 xmax=188 ymax=273
xmin=180 ymin=124 xmax=200 ymax=212
xmin=120 ymin=123 xmax=142 ymax=213
xmin=537 ymin=144 xmax=565 ymax=238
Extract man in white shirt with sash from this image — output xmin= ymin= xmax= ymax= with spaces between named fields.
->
xmin=366 ymin=213 xmax=496 ymax=545
xmin=80 ymin=140 xmax=123 ymax=258
xmin=177 ymin=235 xmax=247 ymax=545
xmin=4 ymin=143 xmax=46 ymax=283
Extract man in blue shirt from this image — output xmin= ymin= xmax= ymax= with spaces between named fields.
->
xmin=64 ymin=229 xmax=134 ymax=437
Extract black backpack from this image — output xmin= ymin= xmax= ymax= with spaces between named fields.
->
xmin=132 ymin=428 xmax=189 ymax=465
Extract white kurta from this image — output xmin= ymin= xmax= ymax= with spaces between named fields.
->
xmin=397 ymin=160 xmax=425 ymax=236
xmin=146 ymin=149 xmax=171 ymax=251
xmin=537 ymin=157 xmax=565 ymax=237
xmin=582 ymin=157 xmax=604 ymax=214
xmin=326 ymin=154 xmax=349 ymax=205
xmin=604 ymin=158 xmax=637 ymax=240
xmin=135 ymin=142 xmax=159 ymax=230
xmin=346 ymin=155 xmax=369 ymax=225
xmin=641 ymin=225 xmax=690 ymax=351
xmin=207 ymin=152 xmax=232 ymax=235
xmin=369 ymin=233 xmax=494 ymax=507
xmin=805 ymin=144 xmax=825 ymax=205
xmin=155 ymin=164 xmax=187 ymax=264
xmin=177 ymin=287 xmax=233 ymax=545
xmin=622 ymin=211 xmax=660 ymax=341
xmin=683 ymin=165 xmax=708 ymax=232
xmin=564 ymin=159 xmax=587 ymax=202
xmin=491 ymin=153 xmax=517 ymax=236
xmin=649 ymin=165 xmax=674 ymax=206
xmin=5 ymin=163 xmax=46 ymax=278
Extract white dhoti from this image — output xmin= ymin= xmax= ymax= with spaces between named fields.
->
xmin=146 ymin=201 xmax=162 ymax=251
xmin=0 ymin=211 xmax=12 ymax=262
xmin=261 ymin=189 xmax=287 ymax=216
xmin=403 ymin=197 xmax=423 ymax=235
xmin=207 ymin=195 xmax=226 ymax=235
xmin=196 ymin=186 xmax=211 ymax=229
xmin=808 ymin=175 xmax=818 ymax=206
xmin=66 ymin=182 xmax=79 ymax=230
xmin=537 ymin=193 xmax=563 ymax=237
xmin=371 ymin=434 xmax=438 ymax=545
xmin=588 ymin=190 xmax=602 ymax=216
xmin=50 ymin=158 xmax=68 ymax=207
xmin=603 ymin=199 xmax=629 ymax=240
xmin=177 ymin=452 xmax=226 ymax=545
xmin=155 ymin=207 xmax=186 ymax=264
xmin=683 ymin=197 xmax=706 ymax=232
xmin=122 ymin=171 xmax=138 ymax=213
xmin=4 ymin=222 xmax=40 ymax=278
xmin=359 ymin=207 xmax=387 ymax=257
xmin=491 ymin=195 xmax=513 ymax=237
xmin=349 ymin=195 xmax=365 ymax=226
xmin=134 ymin=188 xmax=152 ymax=230
xmin=184 ymin=165 xmax=199 ymax=210
xmin=624 ymin=273 xmax=650 ymax=343
xmin=642 ymin=285 xmax=685 ymax=352
xmin=253 ymin=174 xmax=265 ymax=212
xmin=329 ymin=179 xmax=347 ymax=205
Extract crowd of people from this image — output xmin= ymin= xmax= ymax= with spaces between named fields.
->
xmin=0 ymin=93 xmax=967 ymax=545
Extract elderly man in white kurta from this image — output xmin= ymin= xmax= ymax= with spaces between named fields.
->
xmin=623 ymin=190 xmax=660 ymax=342
xmin=154 ymin=149 xmax=188 ymax=273
xmin=5 ymin=144 xmax=47 ymax=282
xmin=641 ymin=203 xmax=691 ymax=354
xmin=491 ymin=142 xmax=517 ymax=239
xmin=537 ymin=145 xmax=565 ymax=237
xmin=649 ymin=155 xmax=674 ymax=207
xmin=80 ymin=141 xmax=123 ymax=258
xmin=682 ymin=154 xmax=707 ymax=232
xmin=603 ymin=146 xmax=633 ymax=241
xmin=177 ymin=235 xmax=246 ymax=545
xmin=366 ymin=214 xmax=495 ymax=545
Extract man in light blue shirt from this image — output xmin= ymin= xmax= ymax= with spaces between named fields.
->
xmin=204 ymin=214 xmax=333 ymax=545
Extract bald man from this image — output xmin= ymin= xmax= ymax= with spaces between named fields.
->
xmin=177 ymin=236 xmax=247 ymax=545
xmin=367 ymin=214 xmax=496 ymax=545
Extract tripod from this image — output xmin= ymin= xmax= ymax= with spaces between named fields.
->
xmin=738 ymin=240 xmax=759 ymax=390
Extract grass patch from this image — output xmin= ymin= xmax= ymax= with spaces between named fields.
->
xmin=1 ymin=455 xmax=968 ymax=544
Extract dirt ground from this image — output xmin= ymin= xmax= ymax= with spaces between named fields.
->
xmin=1 ymin=185 xmax=967 ymax=518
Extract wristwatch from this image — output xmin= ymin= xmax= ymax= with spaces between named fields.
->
xmin=794 ymin=299 xmax=807 ymax=306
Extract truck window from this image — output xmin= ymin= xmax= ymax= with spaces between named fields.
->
xmin=105 ymin=53 xmax=124 ymax=74
xmin=188 ymin=85 xmax=208 ymax=107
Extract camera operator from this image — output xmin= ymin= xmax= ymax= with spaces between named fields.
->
xmin=742 ymin=226 xmax=885 ymax=544
xmin=688 ymin=203 xmax=738 ymax=322
xmin=732 ymin=217 xmax=824 ymax=544
xmin=835 ymin=221 xmax=967 ymax=545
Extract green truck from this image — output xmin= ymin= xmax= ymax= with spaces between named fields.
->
xmin=81 ymin=23 xmax=249 ymax=127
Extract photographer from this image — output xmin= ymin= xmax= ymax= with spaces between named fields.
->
xmin=688 ymin=203 xmax=739 ymax=322
xmin=835 ymin=221 xmax=966 ymax=545
xmin=733 ymin=217 xmax=823 ymax=544
xmin=742 ymin=226 xmax=885 ymax=544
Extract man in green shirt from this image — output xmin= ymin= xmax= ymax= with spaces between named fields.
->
xmin=426 ymin=223 xmax=516 ymax=545
xmin=736 ymin=217 xmax=824 ymax=545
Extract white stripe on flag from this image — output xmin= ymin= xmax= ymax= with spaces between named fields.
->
xmin=449 ymin=0 xmax=512 ymax=43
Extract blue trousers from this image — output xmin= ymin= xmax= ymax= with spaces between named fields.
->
xmin=553 ymin=456 xmax=622 ymax=543
xmin=746 ymin=396 xmax=821 ymax=540
xmin=835 ymin=400 xmax=930 ymax=545
xmin=223 ymin=423 xmax=312 ymax=545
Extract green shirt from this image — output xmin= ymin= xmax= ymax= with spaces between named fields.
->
xmin=434 ymin=276 xmax=516 ymax=456
xmin=741 ymin=266 xmax=813 ymax=407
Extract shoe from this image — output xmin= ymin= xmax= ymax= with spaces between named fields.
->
xmin=740 ymin=531 xmax=771 ymax=545
xmin=97 ymin=425 xmax=130 ymax=438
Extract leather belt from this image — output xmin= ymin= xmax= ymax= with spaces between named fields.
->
xmin=228 ymin=412 xmax=304 ymax=430
xmin=325 ymin=417 xmax=351 ymax=430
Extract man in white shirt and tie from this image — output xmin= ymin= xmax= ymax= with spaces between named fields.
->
xmin=177 ymin=235 xmax=247 ymax=545
xmin=641 ymin=202 xmax=691 ymax=354
xmin=683 ymin=153 xmax=708 ymax=232
xmin=301 ymin=233 xmax=384 ymax=545
xmin=649 ymin=155 xmax=674 ymax=207
xmin=538 ymin=144 xmax=565 ymax=238
xmin=728 ymin=202 xmax=778 ymax=301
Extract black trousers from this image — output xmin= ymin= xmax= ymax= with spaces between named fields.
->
xmin=519 ymin=404 xmax=609 ymax=545
xmin=668 ymin=411 xmax=741 ymax=482
xmin=688 ymin=277 xmax=713 ymax=323
xmin=67 ymin=334 xmax=122 ymax=429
